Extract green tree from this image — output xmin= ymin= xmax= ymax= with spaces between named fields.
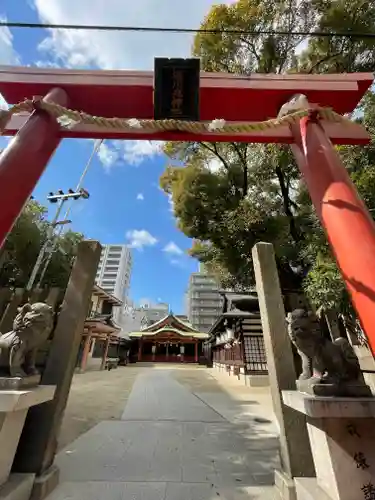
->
xmin=298 ymin=0 xmax=375 ymax=74
xmin=161 ymin=0 xmax=375 ymax=313
xmin=302 ymin=90 xmax=375 ymax=312
xmin=42 ymin=229 xmax=84 ymax=288
xmin=162 ymin=0 xmax=314 ymax=289
xmin=0 ymin=201 xmax=48 ymax=287
xmin=193 ymin=0 xmax=313 ymax=74
xmin=0 ymin=201 xmax=84 ymax=289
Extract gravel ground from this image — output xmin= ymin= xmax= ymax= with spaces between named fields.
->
xmin=57 ymin=366 xmax=142 ymax=450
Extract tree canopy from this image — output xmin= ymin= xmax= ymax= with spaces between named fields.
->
xmin=0 ymin=200 xmax=84 ymax=289
xmin=160 ymin=0 xmax=375 ymax=314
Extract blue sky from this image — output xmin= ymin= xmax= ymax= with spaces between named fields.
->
xmin=0 ymin=0 xmax=231 ymax=312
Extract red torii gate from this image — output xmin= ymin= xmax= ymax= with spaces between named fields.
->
xmin=0 ymin=66 xmax=374 ymax=353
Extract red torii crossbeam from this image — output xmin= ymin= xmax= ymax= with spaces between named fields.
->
xmin=1 ymin=67 xmax=371 ymax=143
xmin=0 ymin=66 xmax=375 ymax=355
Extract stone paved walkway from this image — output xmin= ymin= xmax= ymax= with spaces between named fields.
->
xmin=48 ymin=368 xmax=280 ymax=500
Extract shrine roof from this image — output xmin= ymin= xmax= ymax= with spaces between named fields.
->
xmin=141 ymin=313 xmax=198 ymax=333
xmin=0 ymin=66 xmax=373 ymax=144
xmin=92 ymin=284 xmax=123 ymax=307
xmin=84 ymin=316 xmax=120 ymax=335
xmin=129 ymin=326 xmax=208 ymax=339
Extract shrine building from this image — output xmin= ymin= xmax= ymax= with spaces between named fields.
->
xmin=203 ymin=293 xmax=268 ymax=387
xmin=129 ymin=313 xmax=209 ymax=363
xmin=77 ymin=284 xmax=126 ymax=372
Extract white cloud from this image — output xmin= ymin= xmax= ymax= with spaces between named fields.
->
xmin=126 ymin=229 xmax=158 ymax=250
xmin=124 ymin=141 xmax=164 ymax=165
xmin=295 ymin=38 xmax=309 ymax=55
xmin=163 ymin=241 xmax=183 ymax=256
xmin=136 ymin=193 xmax=144 ymax=201
xmin=96 ymin=140 xmax=164 ymax=170
xmin=0 ymin=95 xmax=8 ymax=110
xmin=163 ymin=241 xmax=189 ymax=268
xmin=34 ymin=60 xmax=61 ymax=68
xmin=0 ymin=17 xmax=20 ymax=66
xmin=167 ymin=194 xmax=174 ymax=213
xmin=33 ymin=0 xmax=228 ymax=70
xmin=97 ymin=142 xmax=119 ymax=171
xmin=206 ymin=158 xmax=222 ymax=173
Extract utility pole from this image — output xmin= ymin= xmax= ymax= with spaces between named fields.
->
xmin=35 ymin=139 xmax=103 ymax=288
xmin=26 ymin=188 xmax=90 ymax=291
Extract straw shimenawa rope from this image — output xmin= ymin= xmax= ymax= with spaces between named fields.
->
xmin=0 ymin=97 xmax=350 ymax=136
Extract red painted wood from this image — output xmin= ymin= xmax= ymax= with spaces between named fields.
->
xmin=0 ymin=87 xmax=68 ymax=249
xmin=292 ymin=117 xmax=375 ymax=356
xmin=0 ymin=67 xmax=372 ymax=121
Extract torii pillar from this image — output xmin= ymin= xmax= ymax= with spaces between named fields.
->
xmin=0 ymin=88 xmax=68 ymax=249
xmin=291 ymin=111 xmax=375 ymax=356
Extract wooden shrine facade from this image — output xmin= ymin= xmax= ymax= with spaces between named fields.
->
xmin=77 ymin=285 xmax=127 ymax=372
xmin=129 ymin=314 xmax=208 ymax=363
xmin=204 ymin=294 xmax=267 ymax=378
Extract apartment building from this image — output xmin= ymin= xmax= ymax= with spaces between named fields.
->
xmin=119 ymin=298 xmax=145 ymax=333
xmin=139 ymin=301 xmax=170 ymax=328
xmin=186 ymin=267 xmax=224 ymax=333
xmin=119 ymin=299 xmax=170 ymax=332
xmin=95 ymin=244 xmax=132 ymax=304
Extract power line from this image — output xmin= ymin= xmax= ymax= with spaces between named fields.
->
xmin=2 ymin=20 xmax=375 ymax=39
xmin=36 ymin=139 xmax=102 ymax=288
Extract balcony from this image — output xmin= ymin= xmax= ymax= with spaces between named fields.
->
xmin=191 ymin=293 xmax=222 ymax=300
xmin=190 ymin=300 xmax=221 ymax=307
xmin=108 ymin=254 xmax=122 ymax=260
xmin=106 ymin=260 xmax=120 ymax=266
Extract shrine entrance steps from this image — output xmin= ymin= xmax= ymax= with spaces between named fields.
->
xmin=47 ymin=367 xmax=280 ymax=500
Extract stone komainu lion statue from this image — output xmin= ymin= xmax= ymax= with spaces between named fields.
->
xmin=286 ymin=308 xmax=362 ymax=385
xmin=0 ymin=302 xmax=54 ymax=377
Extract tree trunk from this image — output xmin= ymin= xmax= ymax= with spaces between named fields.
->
xmin=275 ymin=165 xmax=303 ymax=244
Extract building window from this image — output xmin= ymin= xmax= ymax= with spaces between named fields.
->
xmin=243 ymin=336 xmax=267 ymax=374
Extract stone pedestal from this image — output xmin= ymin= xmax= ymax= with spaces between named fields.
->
xmin=0 ymin=386 xmax=55 ymax=500
xmin=0 ymin=474 xmax=35 ymax=500
xmin=283 ymin=390 xmax=375 ymax=500
xmin=0 ymin=376 xmax=41 ymax=391
xmin=296 ymin=378 xmax=372 ymax=398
